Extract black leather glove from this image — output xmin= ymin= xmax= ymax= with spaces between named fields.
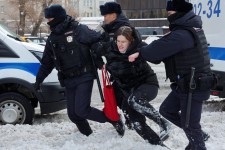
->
xmin=34 ymin=81 xmax=41 ymax=91
xmin=58 ymin=72 xmax=65 ymax=87
xmin=92 ymin=52 xmax=104 ymax=69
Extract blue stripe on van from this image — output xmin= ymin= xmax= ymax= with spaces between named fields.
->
xmin=0 ymin=63 xmax=40 ymax=76
xmin=209 ymin=47 xmax=225 ymax=61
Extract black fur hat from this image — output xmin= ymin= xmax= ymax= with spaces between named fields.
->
xmin=166 ymin=0 xmax=193 ymax=13
xmin=44 ymin=4 xmax=67 ymax=19
xmin=166 ymin=1 xmax=174 ymax=11
xmin=100 ymin=2 xmax=122 ymax=15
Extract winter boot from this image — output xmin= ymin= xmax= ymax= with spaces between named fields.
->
xmin=159 ymin=118 xmax=171 ymax=141
xmin=133 ymin=121 xmax=162 ymax=145
xmin=75 ymin=120 xmax=93 ymax=136
xmin=159 ymin=142 xmax=172 ymax=150
xmin=185 ymin=142 xmax=192 ymax=150
xmin=107 ymin=118 xmax=125 ymax=137
xmin=124 ymin=113 xmax=133 ymax=130
xmin=128 ymin=95 xmax=171 ymax=141
xmin=184 ymin=128 xmax=207 ymax=150
xmin=202 ymin=130 xmax=210 ymax=141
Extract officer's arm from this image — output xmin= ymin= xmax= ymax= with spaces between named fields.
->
xmin=36 ymin=43 xmax=55 ymax=84
xmin=78 ymin=24 xmax=102 ymax=45
xmin=139 ymin=30 xmax=195 ymax=62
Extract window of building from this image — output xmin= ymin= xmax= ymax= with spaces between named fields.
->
xmin=161 ymin=9 xmax=167 ymax=18
xmin=1 ymin=6 xmax=4 ymax=13
xmin=142 ymin=10 xmax=151 ymax=18
xmin=117 ymin=0 xmax=167 ymax=18
xmin=99 ymin=1 xmax=104 ymax=5
xmin=90 ymin=0 xmax=92 ymax=6
xmin=141 ymin=8 xmax=167 ymax=18
xmin=124 ymin=10 xmax=141 ymax=19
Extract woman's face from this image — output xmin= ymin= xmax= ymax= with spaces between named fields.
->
xmin=116 ymin=35 xmax=131 ymax=54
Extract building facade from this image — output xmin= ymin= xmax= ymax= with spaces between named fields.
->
xmin=116 ymin=0 xmax=168 ymax=27
xmin=0 ymin=0 xmax=113 ymax=34
xmin=73 ymin=0 xmax=114 ymax=17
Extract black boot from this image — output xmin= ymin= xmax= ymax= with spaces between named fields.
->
xmin=124 ymin=113 xmax=133 ymax=130
xmin=128 ymin=95 xmax=171 ymax=141
xmin=185 ymin=142 xmax=192 ymax=150
xmin=159 ymin=117 xmax=171 ymax=141
xmin=75 ymin=120 xmax=93 ymax=136
xmin=108 ymin=118 xmax=125 ymax=137
xmin=184 ymin=128 xmax=207 ymax=150
xmin=202 ymin=130 xmax=210 ymax=141
xmin=133 ymin=121 xmax=162 ymax=145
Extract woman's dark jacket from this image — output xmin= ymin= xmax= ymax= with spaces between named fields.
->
xmin=96 ymin=31 xmax=159 ymax=90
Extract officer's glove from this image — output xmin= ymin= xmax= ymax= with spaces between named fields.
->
xmin=92 ymin=52 xmax=104 ymax=69
xmin=58 ymin=72 xmax=65 ymax=87
xmin=34 ymin=81 xmax=41 ymax=91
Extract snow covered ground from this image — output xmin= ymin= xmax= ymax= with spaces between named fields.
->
xmin=0 ymin=63 xmax=225 ymax=150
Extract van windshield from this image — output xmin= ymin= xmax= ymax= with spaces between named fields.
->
xmin=0 ymin=24 xmax=22 ymax=41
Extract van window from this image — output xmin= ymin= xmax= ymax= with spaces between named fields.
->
xmin=0 ymin=24 xmax=22 ymax=41
xmin=0 ymin=40 xmax=19 ymax=58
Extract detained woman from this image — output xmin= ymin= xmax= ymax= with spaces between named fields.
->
xmin=92 ymin=26 xmax=171 ymax=146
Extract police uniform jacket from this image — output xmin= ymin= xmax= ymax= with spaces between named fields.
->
xmin=36 ymin=16 xmax=102 ymax=85
xmin=138 ymin=11 xmax=211 ymax=82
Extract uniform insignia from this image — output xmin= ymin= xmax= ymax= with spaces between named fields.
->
xmin=65 ymin=31 xmax=73 ymax=35
xmin=67 ymin=36 xmax=73 ymax=42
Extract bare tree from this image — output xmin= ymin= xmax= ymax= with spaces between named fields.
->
xmin=18 ymin=0 xmax=26 ymax=35
xmin=7 ymin=0 xmax=77 ymax=36
xmin=30 ymin=0 xmax=77 ymax=36
xmin=31 ymin=0 xmax=53 ymax=36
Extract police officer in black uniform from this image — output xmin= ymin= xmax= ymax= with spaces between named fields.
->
xmin=99 ymin=2 xmax=130 ymax=40
xmin=34 ymin=4 xmax=124 ymax=137
xmin=129 ymin=0 xmax=215 ymax=149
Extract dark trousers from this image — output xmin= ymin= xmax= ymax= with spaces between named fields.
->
xmin=114 ymin=83 xmax=162 ymax=144
xmin=159 ymin=84 xmax=210 ymax=150
xmin=65 ymin=79 xmax=107 ymax=124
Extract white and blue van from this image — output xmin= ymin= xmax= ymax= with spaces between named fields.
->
xmin=190 ymin=0 xmax=225 ymax=98
xmin=0 ymin=24 xmax=66 ymax=124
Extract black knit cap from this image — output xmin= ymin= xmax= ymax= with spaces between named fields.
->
xmin=166 ymin=0 xmax=193 ymax=13
xmin=44 ymin=4 xmax=67 ymax=19
xmin=100 ymin=2 xmax=122 ymax=15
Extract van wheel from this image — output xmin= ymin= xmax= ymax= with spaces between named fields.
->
xmin=0 ymin=92 xmax=34 ymax=125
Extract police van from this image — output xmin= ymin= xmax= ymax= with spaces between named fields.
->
xmin=0 ymin=24 xmax=66 ymax=124
xmin=190 ymin=0 xmax=225 ymax=98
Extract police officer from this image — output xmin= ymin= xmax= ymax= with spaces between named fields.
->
xmin=129 ymin=0 xmax=213 ymax=149
xmin=98 ymin=1 xmax=170 ymax=141
xmin=34 ymin=4 xmax=124 ymax=137
xmin=99 ymin=2 xmax=130 ymax=40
